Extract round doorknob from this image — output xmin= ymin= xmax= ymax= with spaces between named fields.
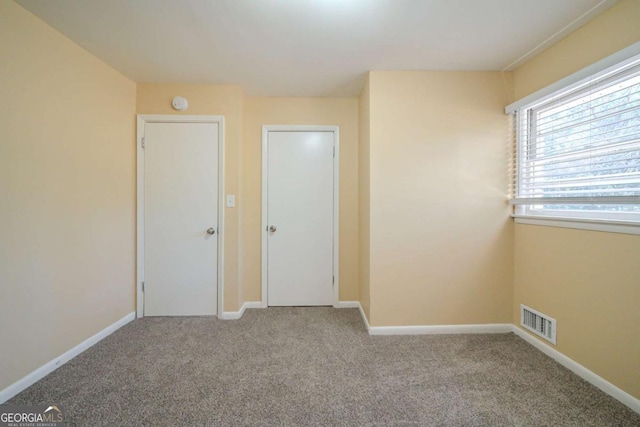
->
xmin=269 ymin=225 xmax=277 ymax=232
xmin=206 ymin=227 xmax=216 ymax=235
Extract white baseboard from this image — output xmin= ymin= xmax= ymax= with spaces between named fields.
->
xmin=223 ymin=300 xmax=361 ymax=318
xmin=352 ymin=303 xmax=639 ymax=414
xmin=513 ymin=325 xmax=640 ymax=415
xmin=220 ymin=301 xmax=262 ymax=320
xmin=4 ymin=305 xmax=636 ymax=415
xmin=334 ymin=300 xmax=360 ymax=308
xmin=369 ymin=323 xmax=513 ymax=335
xmin=357 ymin=302 xmax=371 ymax=331
xmin=351 ymin=302 xmax=510 ymax=335
xmin=337 ymin=300 xmax=371 ymax=331
xmin=0 ymin=311 xmax=135 ymax=404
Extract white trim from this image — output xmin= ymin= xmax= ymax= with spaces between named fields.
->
xmin=514 ymin=216 xmax=640 ymax=235
xmin=505 ymin=40 xmax=640 ymax=113
xmin=350 ymin=301 xmax=509 ymax=335
xmin=350 ymin=304 xmax=640 ymax=414
xmin=335 ymin=301 xmax=360 ymax=308
xmin=0 ymin=312 xmax=135 ymax=403
xmin=369 ymin=323 xmax=513 ymax=336
xmin=260 ymin=126 xmax=268 ymax=308
xmin=136 ymin=117 xmax=145 ymax=317
xmin=136 ymin=115 xmax=225 ymax=318
xmin=513 ymin=326 xmax=640 ymax=415
xmin=345 ymin=300 xmax=371 ymax=330
xmin=223 ymin=300 xmax=360 ymax=320
xmin=333 ymin=128 xmax=340 ymax=307
xmin=260 ymin=125 xmax=340 ymax=308
xmin=357 ymin=302 xmax=371 ymax=332
xmin=261 ymin=126 xmax=268 ymax=308
xmin=501 ymin=0 xmax=619 ymax=71
xmin=509 ymin=196 xmax=640 ymax=205
xmin=220 ymin=301 xmax=262 ymax=320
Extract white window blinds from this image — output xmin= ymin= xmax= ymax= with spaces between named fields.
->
xmin=510 ymin=54 xmax=640 ymax=223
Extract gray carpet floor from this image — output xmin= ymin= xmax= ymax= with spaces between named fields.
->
xmin=9 ymin=307 xmax=640 ymax=426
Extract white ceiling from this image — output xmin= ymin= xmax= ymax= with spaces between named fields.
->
xmin=17 ymin=0 xmax=617 ymax=96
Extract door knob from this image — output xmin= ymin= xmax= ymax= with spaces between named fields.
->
xmin=206 ymin=227 xmax=216 ymax=235
xmin=269 ymin=225 xmax=277 ymax=232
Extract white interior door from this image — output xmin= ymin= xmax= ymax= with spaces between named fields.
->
xmin=144 ymin=122 xmax=219 ymax=316
xmin=266 ymin=131 xmax=335 ymax=306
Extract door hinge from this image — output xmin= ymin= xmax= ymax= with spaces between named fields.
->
xmin=333 ymin=146 xmax=335 ymax=157
xmin=141 ymin=137 xmax=145 ymax=149
xmin=332 ymin=275 xmax=335 ymax=286
xmin=142 ymin=281 xmax=145 ymax=292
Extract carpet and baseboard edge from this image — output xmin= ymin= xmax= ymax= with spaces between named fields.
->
xmin=512 ymin=325 xmax=640 ymax=414
xmin=220 ymin=301 xmax=263 ymax=320
xmin=352 ymin=300 xmax=639 ymax=415
xmin=0 ymin=311 xmax=135 ymax=403
xmin=3 ymin=303 xmax=638 ymax=416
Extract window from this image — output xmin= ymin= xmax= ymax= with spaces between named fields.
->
xmin=508 ymin=52 xmax=640 ymax=232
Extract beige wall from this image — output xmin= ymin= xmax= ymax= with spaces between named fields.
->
xmin=358 ymin=76 xmax=371 ymax=320
xmin=136 ymin=83 xmax=245 ymax=311
xmin=512 ymin=0 xmax=640 ymax=400
xmin=136 ymin=90 xmax=360 ymax=308
xmin=514 ymin=0 xmax=640 ymax=99
xmin=5 ymin=0 xmax=638 ymax=403
xmin=0 ymin=0 xmax=136 ymax=391
xmin=241 ymin=97 xmax=360 ymax=302
xmin=365 ymin=71 xmax=514 ymax=327
xmin=514 ymin=226 xmax=640 ymax=398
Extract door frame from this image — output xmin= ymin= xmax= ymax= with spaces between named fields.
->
xmin=136 ymin=114 xmax=225 ymax=318
xmin=261 ymin=125 xmax=340 ymax=308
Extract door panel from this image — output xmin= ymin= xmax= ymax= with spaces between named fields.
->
xmin=144 ymin=122 xmax=218 ymax=316
xmin=267 ymin=131 xmax=334 ymax=306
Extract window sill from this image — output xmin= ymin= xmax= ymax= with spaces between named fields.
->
xmin=512 ymin=215 xmax=640 ymax=235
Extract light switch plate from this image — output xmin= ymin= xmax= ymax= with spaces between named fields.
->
xmin=226 ymin=194 xmax=235 ymax=208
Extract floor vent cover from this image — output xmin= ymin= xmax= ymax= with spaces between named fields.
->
xmin=521 ymin=304 xmax=557 ymax=345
